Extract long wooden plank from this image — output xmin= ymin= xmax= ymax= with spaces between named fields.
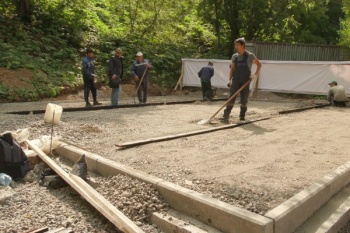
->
xmin=278 ymin=103 xmax=330 ymax=115
xmin=24 ymin=227 xmax=49 ymax=233
xmin=26 ymin=140 xmax=144 ymax=233
xmin=115 ymin=117 xmax=270 ymax=148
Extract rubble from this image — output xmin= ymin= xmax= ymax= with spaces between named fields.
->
xmin=0 ymin=185 xmax=16 ymax=204
xmin=96 ymin=175 xmax=169 ymax=223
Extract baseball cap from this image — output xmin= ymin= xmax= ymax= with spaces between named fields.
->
xmin=234 ymin=37 xmax=246 ymax=46
xmin=136 ymin=52 xmax=143 ymax=57
xmin=328 ymin=80 xmax=337 ymax=85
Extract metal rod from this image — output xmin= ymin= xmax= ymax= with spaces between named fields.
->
xmin=49 ymin=110 xmax=55 ymax=156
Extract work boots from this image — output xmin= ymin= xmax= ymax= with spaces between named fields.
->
xmin=219 ymin=114 xmax=229 ymax=122
xmin=239 ymin=117 xmax=246 ymax=123
xmin=93 ymin=100 xmax=102 ymax=106
xmin=86 ymin=102 xmax=93 ymax=107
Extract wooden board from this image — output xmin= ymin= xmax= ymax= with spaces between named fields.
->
xmin=26 ymin=140 xmax=145 ymax=233
xmin=278 ymin=103 xmax=330 ymax=115
xmin=24 ymin=227 xmax=49 ymax=233
xmin=115 ymin=117 xmax=270 ymax=149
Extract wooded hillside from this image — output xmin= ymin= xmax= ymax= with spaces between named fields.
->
xmin=1 ymin=0 xmax=350 ymax=101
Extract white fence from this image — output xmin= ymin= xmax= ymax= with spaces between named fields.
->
xmin=178 ymin=58 xmax=350 ymax=96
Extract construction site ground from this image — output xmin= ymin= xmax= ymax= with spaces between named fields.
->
xmin=1 ymin=87 xmax=350 ymax=232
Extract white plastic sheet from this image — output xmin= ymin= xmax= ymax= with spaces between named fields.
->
xmin=181 ymin=59 xmax=350 ymax=95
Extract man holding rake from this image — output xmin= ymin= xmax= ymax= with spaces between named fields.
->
xmin=132 ymin=52 xmax=152 ymax=104
xmin=220 ymin=38 xmax=262 ymax=122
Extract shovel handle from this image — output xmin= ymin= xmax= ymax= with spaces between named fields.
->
xmin=135 ymin=66 xmax=149 ymax=93
xmin=209 ymin=79 xmax=251 ymax=121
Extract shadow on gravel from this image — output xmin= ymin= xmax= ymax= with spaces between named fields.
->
xmin=242 ymin=123 xmax=276 ymax=135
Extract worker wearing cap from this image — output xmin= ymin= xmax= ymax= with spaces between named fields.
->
xmin=82 ymin=48 xmax=102 ymax=107
xmin=198 ymin=61 xmax=214 ymax=101
xmin=220 ymin=38 xmax=262 ymax=122
xmin=131 ymin=52 xmax=152 ymax=104
xmin=328 ymin=81 xmax=348 ymax=107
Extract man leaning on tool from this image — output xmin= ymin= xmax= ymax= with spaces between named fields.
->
xmin=131 ymin=52 xmax=152 ymax=104
xmin=220 ymin=38 xmax=262 ymax=122
xmin=327 ymin=81 xmax=348 ymax=107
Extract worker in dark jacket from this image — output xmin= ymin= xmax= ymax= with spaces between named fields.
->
xmin=82 ymin=48 xmax=101 ymax=107
xmin=198 ymin=61 xmax=214 ymax=101
xmin=108 ymin=48 xmax=124 ymax=106
xmin=131 ymin=52 xmax=152 ymax=104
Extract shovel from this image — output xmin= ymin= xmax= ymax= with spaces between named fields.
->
xmin=134 ymin=66 xmax=149 ymax=104
xmin=198 ymin=79 xmax=251 ymax=125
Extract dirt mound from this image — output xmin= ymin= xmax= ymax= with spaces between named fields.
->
xmin=0 ymin=67 xmax=34 ymax=89
xmin=0 ymin=67 xmax=173 ymax=102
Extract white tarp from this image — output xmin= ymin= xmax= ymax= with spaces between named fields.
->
xmin=181 ymin=58 xmax=350 ymax=95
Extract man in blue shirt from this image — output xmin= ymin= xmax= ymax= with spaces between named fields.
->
xmin=198 ymin=61 xmax=214 ymax=101
xmin=81 ymin=48 xmax=102 ymax=107
xmin=131 ymin=52 xmax=152 ymax=104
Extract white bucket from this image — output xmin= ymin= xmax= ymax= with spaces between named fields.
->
xmin=44 ymin=103 xmax=63 ymax=125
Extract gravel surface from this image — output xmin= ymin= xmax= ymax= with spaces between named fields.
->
xmin=339 ymin=222 xmax=350 ymax=233
xmin=1 ymin=91 xmax=349 ymax=232
xmin=96 ymin=175 xmax=169 ymax=231
xmin=0 ymin=181 xmax=122 ymax=233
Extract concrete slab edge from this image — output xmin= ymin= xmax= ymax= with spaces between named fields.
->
xmin=265 ymin=161 xmax=350 ymax=233
xmin=54 ymin=144 xmax=162 ymax=185
xmin=55 ymin=142 xmax=274 ymax=233
xmin=315 ymin=195 xmax=350 ymax=233
xmin=151 ymin=212 xmax=208 ymax=233
xmin=156 ymin=180 xmax=273 ymax=233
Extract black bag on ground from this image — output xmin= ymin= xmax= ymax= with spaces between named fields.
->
xmin=0 ymin=132 xmax=28 ymax=179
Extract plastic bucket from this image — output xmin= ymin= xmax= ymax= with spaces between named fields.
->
xmin=44 ymin=103 xmax=63 ymax=125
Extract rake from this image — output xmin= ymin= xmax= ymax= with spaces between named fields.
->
xmin=198 ymin=79 xmax=251 ymax=125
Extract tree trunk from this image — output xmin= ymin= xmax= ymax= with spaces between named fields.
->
xmin=246 ymin=0 xmax=254 ymax=40
xmin=214 ymin=0 xmax=221 ymax=52
xmin=16 ymin=0 xmax=32 ymax=22
xmin=224 ymin=0 xmax=239 ymax=41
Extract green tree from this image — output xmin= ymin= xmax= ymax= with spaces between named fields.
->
xmin=339 ymin=0 xmax=350 ymax=47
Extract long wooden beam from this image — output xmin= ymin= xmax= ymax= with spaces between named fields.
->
xmin=26 ymin=140 xmax=145 ymax=233
xmin=6 ymin=98 xmax=228 ymax=115
xmin=278 ymin=103 xmax=330 ymax=115
xmin=115 ymin=103 xmax=331 ymax=149
xmin=115 ymin=117 xmax=270 ymax=149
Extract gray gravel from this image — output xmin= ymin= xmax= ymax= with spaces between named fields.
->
xmin=339 ymin=222 xmax=350 ymax=233
xmin=0 ymin=181 xmax=122 ymax=233
xmin=0 ymin=93 xmax=339 ymax=232
xmin=96 ymin=175 xmax=169 ymax=232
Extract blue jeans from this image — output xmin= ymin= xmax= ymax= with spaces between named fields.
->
xmin=111 ymin=86 xmax=120 ymax=106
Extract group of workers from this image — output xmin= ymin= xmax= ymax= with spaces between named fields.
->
xmin=82 ymin=38 xmax=348 ymax=122
xmin=81 ymin=48 xmax=151 ymax=107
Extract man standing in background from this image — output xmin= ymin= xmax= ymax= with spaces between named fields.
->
xmin=132 ymin=52 xmax=152 ymax=104
xmin=108 ymin=48 xmax=123 ymax=106
xmin=198 ymin=61 xmax=214 ymax=101
xmin=82 ymin=48 xmax=102 ymax=107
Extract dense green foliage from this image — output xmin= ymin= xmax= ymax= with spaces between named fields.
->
xmin=0 ymin=0 xmax=350 ymax=101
